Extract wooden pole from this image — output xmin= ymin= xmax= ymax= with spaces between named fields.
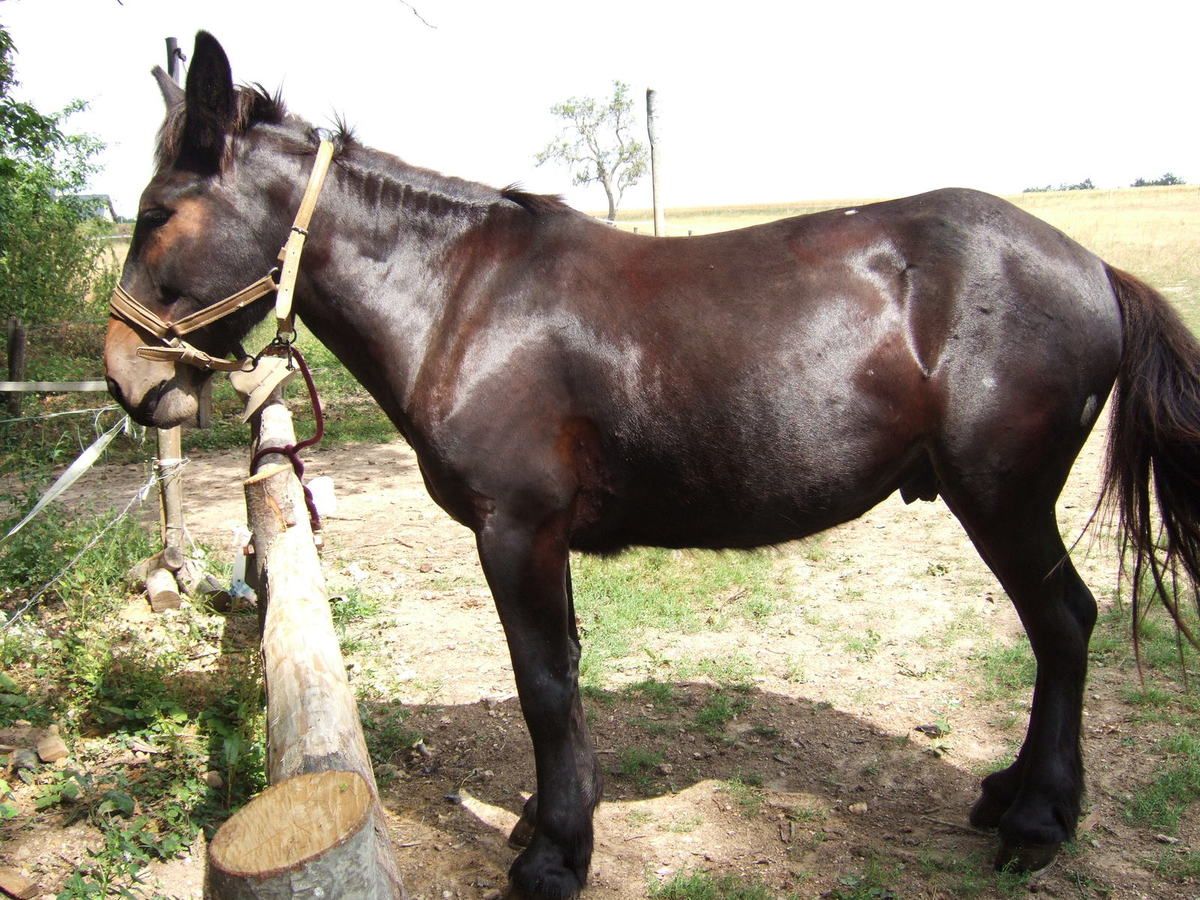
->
xmin=6 ymin=317 xmax=26 ymax=417
xmin=646 ymin=88 xmax=665 ymax=237
xmin=205 ymin=391 xmax=403 ymax=898
xmin=165 ymin=36 xmax=183 ymax=82
xmin=155 ymin=426 xmax=186 ymax=571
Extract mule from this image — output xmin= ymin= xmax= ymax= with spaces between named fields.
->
xmin=104 ymin=33 xmax=1200 ymax=899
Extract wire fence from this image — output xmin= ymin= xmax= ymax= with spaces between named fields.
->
xmin=0 ymin=460 xmax=186 ymax=632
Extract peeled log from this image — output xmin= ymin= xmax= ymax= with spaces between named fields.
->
xmin=206 ymin=393 xmax=402 ymax=898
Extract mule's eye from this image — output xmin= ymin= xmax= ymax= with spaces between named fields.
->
xmin=139 ymin=207 xmax=173 ymax=228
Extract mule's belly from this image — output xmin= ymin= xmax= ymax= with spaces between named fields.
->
xmin=570 ymin=404 xmax=928 ymax=554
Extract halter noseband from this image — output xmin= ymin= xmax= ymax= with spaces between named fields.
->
xmin=109 ymin=139 xmax=335 ymax=372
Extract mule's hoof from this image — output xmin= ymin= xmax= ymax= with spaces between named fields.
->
xmin=994 ymin=838 xmax=1060 ymax=874
xmin=969 ymin=792 xmax=1009 ymax=830
xmin=509 ymin=844 xmax=585 ymax=900
xmin=508 ymin=794 xmax=538 ymax=849
xmin=508 ymin=815 xmax=536 ymax=849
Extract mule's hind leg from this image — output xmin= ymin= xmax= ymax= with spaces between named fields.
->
xmin=947 ymin=502 xmax=1096 ymax=870
xmin=476 ymin=510 xmax=601 ymax=900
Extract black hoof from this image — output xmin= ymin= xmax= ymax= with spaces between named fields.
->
xmin=994 ymin=837 xmax=1060 ymax=874
xmin=969 ymin=791 xmax=1010 ymax=830
xmin=508 ymin=839 xmax=586 ymax=900
xmin=508 ymin=794 xmax=538 ymax=849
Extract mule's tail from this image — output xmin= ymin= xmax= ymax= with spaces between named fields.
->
xmin=1101 ymin=265 xmax=1200 ymax=652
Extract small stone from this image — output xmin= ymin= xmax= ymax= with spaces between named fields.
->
xmin=35 ymin=733 xmax=68 ymax=764
xmin=203 ymin=771 xmax=224 ymax=789
xmin=419 ymin=562 xmax=433 ymax=573
xmin=848 ymin=802 xmax=869 ymax=814
xmin=656 ymin=763 xmax=673 ymax=776
xmin=11 ymin=748 xmax=39 ymax=772
xmin=1154 ymin=833 xmax=1180 ymax=845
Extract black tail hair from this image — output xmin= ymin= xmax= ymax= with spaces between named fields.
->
xmin=1100 ymin=266 xmax=1200 ymax=658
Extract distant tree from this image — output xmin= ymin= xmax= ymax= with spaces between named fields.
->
xmin=536 ymin=81 xmax=647 ymax=223
xmin=0 ymin=24 xmax=111 ymax=325
xmin=1023 ymin=178 xmax=1094 ymax=193
xmin=1132 ymin=172 xmax=1186 ymax=187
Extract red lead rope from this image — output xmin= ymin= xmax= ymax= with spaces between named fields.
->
xmin=250 ymin=346 xmax=325 ymax=533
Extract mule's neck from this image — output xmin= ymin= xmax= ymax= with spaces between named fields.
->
xmin=287 ymin=143 xmax=522 ymax=430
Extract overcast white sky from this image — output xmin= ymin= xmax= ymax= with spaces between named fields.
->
xmin=4 ymin=0 xmax=1197 ymax=218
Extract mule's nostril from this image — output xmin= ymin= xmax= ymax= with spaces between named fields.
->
xmin=105 ymin=376 xmax=125 ymax=406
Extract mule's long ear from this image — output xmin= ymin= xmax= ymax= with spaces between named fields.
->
xmin=152 ymin=66 xmax=185 ymax=108
xmin=181 ymin=31 xmax=234 ymax=171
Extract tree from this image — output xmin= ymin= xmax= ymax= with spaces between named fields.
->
xmin=536 ymin=81 xmax=648 ymax=223
xmin=1132 ymin=172 xmax=1185 ymax=187
xmin=0 ymin=24 xmax=111 ymax=326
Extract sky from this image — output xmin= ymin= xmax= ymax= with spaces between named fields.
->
xmin=3 ymin=0 xmax=1197 ymax=219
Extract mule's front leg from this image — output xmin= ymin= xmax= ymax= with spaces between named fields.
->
xmin=477 ymin=513 xmax=600 ymax=900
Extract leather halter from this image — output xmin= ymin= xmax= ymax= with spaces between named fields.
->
xmin=109 ymin=139 xmax=335 ymax=372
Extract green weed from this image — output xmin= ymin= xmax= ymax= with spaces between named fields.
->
xmin=649 ymin=869 xmax=783 ymax=900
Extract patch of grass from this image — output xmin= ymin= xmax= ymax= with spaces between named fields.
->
xmin=572 ymin=547 xmax=774 ymax=687
xmin=916 ymin=849 xmax=1029 ymax=897
xmin=827 ymin=856 xmax=902 ymax=900
xmin=649 ymin=870 xmax=784 ymax=900
xmin=672 ymin=653 xmax=758 ymax=690
xmin=615 ymin=746 xmax=663 ymax=794
xmin=787 ymin=802 xmax=827 ymax=823
xmin=625 ymin=678 xmax=677 ymax=709
xmin=664 ymin=811 xmax=703 ymax=833
xmin=721 ymin=774 xmax=765 ymax=817
xmin=694 ymin=690 xmax=749 ymax=735
xmin=1157 ymin=849 xmax=1200 ymax=879
xmin=844 ymin=628 xmax=882 ymax=662
xmin=1124 ymin=731 xmax=1200 ymax=834
xmin=973 ymin=640 xmax=1036 ymax=702
xmin=362 ymin=703 xmax=422 ymax=768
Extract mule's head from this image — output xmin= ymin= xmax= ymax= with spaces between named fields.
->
xmin=106 ymin=32 xmax=301 ymax=426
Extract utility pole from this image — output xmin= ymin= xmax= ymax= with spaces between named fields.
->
xmin=646 ymin=88 xmax=665 ymax=237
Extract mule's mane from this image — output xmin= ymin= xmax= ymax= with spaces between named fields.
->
xmin=157 ymin=83 xmax=570 ymax=218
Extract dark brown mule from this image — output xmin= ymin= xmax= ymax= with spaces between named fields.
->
xmin=105 ymin=34 xmax=1200 ymax=899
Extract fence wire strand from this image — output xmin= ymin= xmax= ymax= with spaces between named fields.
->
xmin=0 ymin=404 xmax=119 ymax=426
xmin=1 ymin=460 xmax=189 ymax=632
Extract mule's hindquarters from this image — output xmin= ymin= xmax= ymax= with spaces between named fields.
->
xmin=920 ymin=236 xmax=1124 ymax=867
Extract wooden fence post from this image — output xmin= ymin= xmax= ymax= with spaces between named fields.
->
xmin=6 ymin=317 xmax=26 ymax=417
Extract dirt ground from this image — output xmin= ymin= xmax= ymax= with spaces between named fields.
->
xmin=21 ymin=409 xmax=1199 ymax=898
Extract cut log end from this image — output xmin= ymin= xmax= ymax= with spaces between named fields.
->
xmin=146 ymin=568 xmax=181 ymax=612
xmin=207 ymin=771 xmax=396 ymax=897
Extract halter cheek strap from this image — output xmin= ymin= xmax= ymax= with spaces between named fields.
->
xmin=108 ymin=139 xmax=335 ymax=371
